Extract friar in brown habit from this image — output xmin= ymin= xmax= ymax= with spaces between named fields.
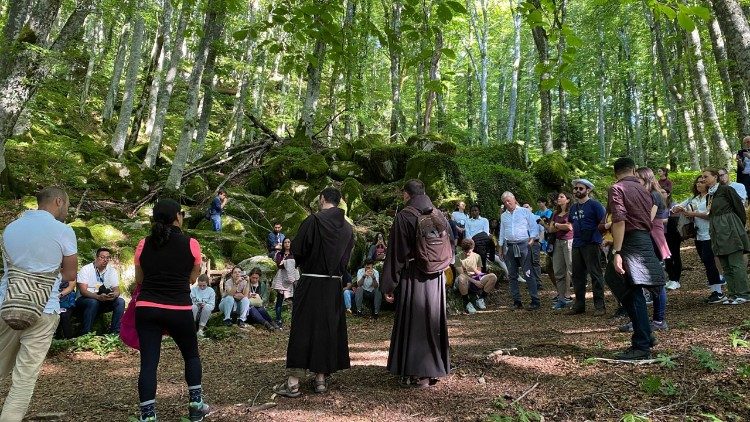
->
xmin=273 ymin=187 xmax=354 ymax=398
xmin=382 ymin=179 xmax=451 ymax=387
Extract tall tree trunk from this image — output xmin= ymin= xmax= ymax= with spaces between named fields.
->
xmin=79 ymin=14 xmax=102 ymax=113
xmin=166 ymin=2 xmax=223 ymax=191
xmin=530 ymin=0 xmax=552 ymax=153
xmin=384 ymin=0 xmax=402 ymax=142
xmin=555 ymin=0 xmax=568 ymax=154
xmin=708 ymin=17 xmax=739 ymax=139
xmin=102 ymin=25 xmax=130 ymax=120
xmin=128 ymin=19 xmax=167 ymax=148
xmin=710 ymin=0 xmax=750 ymax=93
xmin=143 ymin=0 xmax=191 ymax=168
xmin=466 ymin=61 xmax=474 ymax=144
xmin=506 ymin=0 xmax=521 ymax=143
xmin=423 ymin=29 xmax=443 ymax=133
xmin=297 ymin=38 xmax=327 ymax=139
xmin=226 ymin=33 xmax=256 ymax=148
xmin=467 ymin=0 xmax=489 ymax=144
xmin=110 ymin=3 xmax=145 ymax=156
xmin=144 ymin=0 xmax=173 ymax=140
xmin=618 ymin=27 xmax=643 ymax=163
xmin=597 ymin=23 xmax=606 ymax=162
xmin=688 ymin=66 xmax=710 ymax=166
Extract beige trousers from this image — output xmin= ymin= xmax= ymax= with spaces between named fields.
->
xmin=552 ymin=238 xmax=573 ymax=299
xmin=0 ymin=313 xmax=59 ymax=422
xmin=457 ymin=273 xmax=498 ymax=295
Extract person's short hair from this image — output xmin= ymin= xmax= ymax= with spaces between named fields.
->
xmin=217 ymin=188 xmax=227 ymax=195
xmin=36 ymin=186 xmax=67 ymax=207
xmin=613 ymin=157 xmax=635 ymax=174
xmin=249 ymin=267 xmax=262 ymax=276
xmin=537 ymin=197 xmax=547 ymax=205
xmin=500 ymin=191 xmax=515 ymax=202
xmin=460 ymin=238 xmax=475 ymax=251
xmin=319 ymin=187 xmax=342 ymax=206
xmin=363 ymin=259 xmax=374 ymax=267
xmin=273 ymin=221 xmax=281 ymax=226
xmin=719 ymin=167 xmax=729 ymax=174
xmin=403 ymin=179 xmax=425 ymax=196
xmin=703 ymin=167 xmax=720 ymax=178
xmin=470 ymin=204 xmax=481 ymax=212
xmin=197 ymin=274 xmax=209 ymax=283
xmin=659 ymin=167 xmax=669 ymax=177
xmin=96 ymin=247 xmax=112 ymax=258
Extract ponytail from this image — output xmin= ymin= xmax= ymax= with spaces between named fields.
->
xmin=149 ymin=221 xmax=172 ymax=248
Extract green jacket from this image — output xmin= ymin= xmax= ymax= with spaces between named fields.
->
xmin=709 ymin=185 xmax=750 ymax=256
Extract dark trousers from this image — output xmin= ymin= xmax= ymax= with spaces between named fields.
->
xmin=274 ymin=292 xmax=284 ymax=324
xmin=248 ymin=306 xmax=273 ymax=325
xmin=504 ymin=242 xmax=539 ymax=304
xmin=571 ymin=244 xmax=606 ymax=311
xmin=664 ymin=221 xmax=682 ymax=281
xmin=529 ymin=241 xmax=542 ymax=290
xmin=604 ymin=257 xmax=652 ymax=352
xmin=136 ymin=307 xmax=202 ymax=403
xmin=695 ymin=240 xmax=721 ymax=285
xmin=57 ymin=308 xmax=74 ymax=339
xmin=76 ymin=296 xmax=126 ymax=334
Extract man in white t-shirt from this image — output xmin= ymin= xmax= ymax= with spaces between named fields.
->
xmin=76 ymin=247 xmax=125 ymax=335
xmin=0 ymin=187 xmax=78 ymax=421
xmin=354 ymin=260 xmax=381 ymax=319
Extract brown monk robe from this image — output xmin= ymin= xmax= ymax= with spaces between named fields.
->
xmin=382 ymin=179 xmax=450 ymax=387
xmin=274 ymin=188 xmax=354 ymax=398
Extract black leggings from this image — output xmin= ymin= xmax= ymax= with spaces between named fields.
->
xmin=135 ymin=306 xmax=202 ymax=403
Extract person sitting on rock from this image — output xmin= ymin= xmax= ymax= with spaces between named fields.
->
xmin=191 ymin=274 xmax=215 ymax=337
xmin=76 ymin=247 xmax=126 ymax=335
xmin=455 ymin=238 xmax=498 ymax=314
xmin=267 ymin=222 xmax=286 ymax=258
xmin=218 ymin=266 xmax=250 ymax=327
xmin=342 ymin=272 xmax=355 ymax=314
xmin=367 ymin=233 xmax=387 ymax=262
xmin=354 ymin=259 xmax=381 ymax=319
xmin=246 ymin=267 xmax=281 ymax=331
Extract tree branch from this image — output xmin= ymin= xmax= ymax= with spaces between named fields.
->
xmin=311 ymin=108 xmax=349 ymax=140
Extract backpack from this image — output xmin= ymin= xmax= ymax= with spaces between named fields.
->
xmin=404 ymin=206 xmax=453 ymax=274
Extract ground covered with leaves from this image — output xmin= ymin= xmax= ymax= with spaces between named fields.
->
xmin=4 ymin=246 xmax=749 ymax=421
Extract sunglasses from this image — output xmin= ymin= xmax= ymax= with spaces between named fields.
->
xmin=573 ymin=187 xmax=587 ymax=191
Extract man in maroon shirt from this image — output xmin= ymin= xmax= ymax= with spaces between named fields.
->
xmin=606 ymin=157 xmax=665 ymax=360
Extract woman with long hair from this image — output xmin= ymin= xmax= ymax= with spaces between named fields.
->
xmin=549 ymin=192 xmax=574 ymax=310
xmin=272 ymin=237 xmax=297 ymax=326
xmin=674 ymin=176 xmax=723 ymax=302
xmin=218 ymin=265 xmax=250 ymax=327
xmin=134 ymin=199 xmax=208 ymax=421
xmin=695 ymin=168 xmax=750 ymax=304
xmin=367 ymin=232 xmax=387 ymax=261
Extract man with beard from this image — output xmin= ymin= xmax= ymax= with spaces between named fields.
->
xmin=382 ymin=179 xmax=451 ymax=388
xmin=273 ymin=187 xmax=354 ymax=397
xmin=566 ymin=179 xmax=607 ymax=316
xmin=465 ymin=204 xmax=493 ymax=273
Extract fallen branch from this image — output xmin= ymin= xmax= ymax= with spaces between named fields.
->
xmin=247 ymin=112 xmax=282 ymax=144
xmin=510 ymin=382 xmax=539 ymax=406
xmin=245 ymin=402 xmax=276 ymax=413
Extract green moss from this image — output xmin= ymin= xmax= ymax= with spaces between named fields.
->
xmin=88 ymin=223 xmax=126 ymax=245
xmin=405 ymin=152 xmax=470 ymax=208
xmin=21 ymin=196 xmax=37 ymax=209
xmin=329 ymin=161 xmax=364 ymax=181
xmin=237 ymin=255 xmax=277 ymax=279
xmin=183 ymin=175 xmax=210 ymax=201
xmin=262 ymin=191 xmax=309 ymax=238
xmin=231 ymin=242 xmax=265 ymax=263
xmin=531 ymin=152 xmax=570 ymax=189
xmin=340 ymin=178 xmax=371 ymax=221
xmin=463 ymin=164 xmax=542 ymax=219
xmin=263 ymin=146 xmax=329 ymax=189
xmin=245 ymin=171 xmax=270 ymax=196
xmin=456 ymin=143 xmax=528 ymax=171
xmin=279 ymin=180 xmax=314 ymax=205
xmin=335 ymin=142 xmax=355 ymax=161
xmin=362 ymin=182 xmax=402 ymax=211
xmin=406 ymin=133 xmax=458 ymax=155
xmin=351 ymin=133 xmax=385 ymax=150
xmin=363 ymin=144 xmax=418 ymax=182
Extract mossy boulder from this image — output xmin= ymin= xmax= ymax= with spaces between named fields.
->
xmin=231 ymin=242 xmax=265 ymax=264
xmin=88 ymin=161 xmax=146 ymax=201
xmin=245 ymin=171 xmax=270 ymax=196
xmin=351 ymin=133 xmax=386 ymax=150
xmin=237 ymin=255 xmax=277 ymax=280
xmin=406 ymin=133 xmax=457 ymax=155
xmin=262 ymin=191 xmax=309 ymax=238
xmin=340 ymin=178 xmax=371 ymax=221
xmin=279 ymin=180 xmax=314 ymax=205
xmin=329 ymin=161 xmax=364 ymax=181
xmin=360 ymin=144 xmax=417 ymax=182
xmin=362 ymin=182 xmax=402 ymax=212
xmin=334 ymin=142 xmax=355 ymax=161
xmin=404 ymin=152 xmax=470 ymax=207
xmin=457 ymin=143 xmax=528 ymax=171
xmin=183 ymin=175 xmax=210 ymax=202
xmin=88 ymin=223 xmax=126 ymax=246
xmin=263 ymin=146 xmax=329 ymax=189
xmin=464 ymin=165 xmax=542 ymax=219
xmin=531 ymin=152 xmax=570 ymax=189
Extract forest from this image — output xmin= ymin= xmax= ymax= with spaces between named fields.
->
xmin=1 ymin=0 xmax=750 ymax=421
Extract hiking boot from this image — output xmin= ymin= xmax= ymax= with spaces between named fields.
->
xmin=188 ymin=401 xmax=210 ymax=422
xmin=651 ymin=320 xmax=668 ymax=331
xmin=223 ymin=319 xmax=232 ymax=327
xmin=527 ymin=302 xmax=540 ymax=311
xmin=262 ymin=321 xmax=275 ymax=331
xmin=614 ymin=347 xmax=651 ymax=361
xmin=593 ymin=308 xmax=606 ymax=317
xmin=512 ymin=301 xmax=523 ymax=310
xmin=705 ymin=292 xmax=726 ymax=304
xmin=665 ymin=280 xmax=681 ymax=290
xmin=618 ymin=322 xmax=634 ymax=332
xmin=724 ymin=296 xmax=749 ymax=305
xmin=475 ymin=298 xmax=487 ymax=310
xmin=465 ymin=302 xmax=477 ymax=314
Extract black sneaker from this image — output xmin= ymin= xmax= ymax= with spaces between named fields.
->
xmin=706 ymin=292 xmax=726 ymax=304
xmin=614 ymin=347 xmax=651 ymax=361
xmin=527 ymin=301 xmax=541 ymax=311
xmin=512 ymin=301 xmax=523 ymax=310
xmin=223 ymin=319 xmax=232 ymax=327
xmin=188 ymin=401 xmax=210 ymax=422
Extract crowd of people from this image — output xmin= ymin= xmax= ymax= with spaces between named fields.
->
xmin=3 ymin=146 xmax=750 ymax=420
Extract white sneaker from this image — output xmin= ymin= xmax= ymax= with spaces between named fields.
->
xmin=518 ymin=275 xmax=526 ymax=283
xmin=465 ymin=302 xmax=477 ymax=314
xmin=665 ymin=280 xmax=681 ymax=290
xmin=197 ymin=328 xmax=205 ymax=337
xmin=475 ymin=298 xmax=486 ymax=310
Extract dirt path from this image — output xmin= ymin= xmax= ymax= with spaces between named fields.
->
xmin=5 ymin=246 xmax=750 ymax=421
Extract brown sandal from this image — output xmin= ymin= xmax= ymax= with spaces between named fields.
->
xmin=273 ymin=381 xmax=301 ymax=398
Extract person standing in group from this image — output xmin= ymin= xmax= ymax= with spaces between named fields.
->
xmin=266 ymin=222 xmax=286 ymax=258
xmin=133 ymin=199 xmax=208 ymax=421
xmin=0 ymin=187 xmax=78 ymax=422
xmin=701 ymin=169 xmax=750 ymax=304
xmin=657 ymin=167 xmax=673 ymax=197
xmin=735 ymin=136 xmax=750 ymax=195
xmin=274 ymin=188 xmax=354 ymax=397
xmin=566 ymin=179 xmax=607 ymax=316
xmin=207 ymin=189 xmax=228 ymax=232
xmin=451 ymin=201 xmax=469 ymax=244
xmin=498 ymin=191 xmax=541 ymax=310
xmin=605 ymin=158 xmax=665 ymax=360
xmin=549 ymin=192 xmax=574 ymax=310
xmin=718 ymin=168 xmax=748 ymax=204
xmin=272 ymin=238 xmax=297 ymax=327
xmin=381 ymin=179 xmax=452 ymax=388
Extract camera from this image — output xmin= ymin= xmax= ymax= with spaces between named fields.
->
xmin=97 ymin=285 xmax=112 ymax=295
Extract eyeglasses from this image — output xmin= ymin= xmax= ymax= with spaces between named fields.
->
xmin=98 ymin=255 xmax=111 ymax=261
xmin=573 ymin=187 xmax=587 ymax=191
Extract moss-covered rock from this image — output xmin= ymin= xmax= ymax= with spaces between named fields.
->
xmin=361 ymin=144 xmax=417 ymax=182
xmin=334 ymin=141 xmax=355 ymax=161
xmin=404 ymin=152 xmax=470 ymax=208
xmin=237 ymin=255 xmax=277 ymax=279
xmin=263 ymin=146 xmax=329 ymax=189
xmin=279 ymin=180 xmax=314 ymax=205
xmin=245 ymin=171 xmax=270 ymax=196
xmin=88 ymin=160 xmax=147 ymax=201
xmin=362 ymin=182 xmax=402 ymax=212
xmin=464 ymin=164 xmax=542 ymax=219
xmin=351 ymin=133 xmax=386 ymax=150
xmin=457 ymin=143 xmax=528 ymax=172
xmin=183 ymin=175 xmax=210 ymax=202
xmin=231 ymin=242 xmax=265 ymax=264
xmin=88 ymin=223 xmax=126 ymax=246
xmin=340 ymin=178 xmax=371 ymax=221
xmin=406 ymin=133 xmax=458 ymax=155
xmin=262 ymin=191 xmax=309 ymax=238
xmin=329 ymin=161 xmax=364 ymax=181
xmin=531 ymin=151 xmax=570 ymax=189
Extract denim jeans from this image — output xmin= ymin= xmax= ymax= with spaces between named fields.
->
xmin=247 ymin=306 xmax=273 ymax=325
xmin=274 ymin=291 xmax=285 ymax=323
xmin=355 ymin=288 xmax=382 ymax=315
xmin=529 ymin=241 xmax=543 ymax=291
xmin=76 ymin=296 xmax=126 ymax=334
xmin=504 ymin=242 xmax=539 ymax=304
xmin=211 ymin=214 xmax=222 ymax=231
xmin=647 ymin=286 xmax=667 ymax=322
xmin=621 ymin=285 xmax=652 ymax=351
xmin=343 ymin=290 xmax=354 ymax=311
xmin=571 ymin=244 xmax=606 ymax=311
xmin=219 ymin=296 xmax=249 ymax=321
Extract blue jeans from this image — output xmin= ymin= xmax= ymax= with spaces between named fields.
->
xmin=343 ymin=290 xmax=354 ymax=310
xmin=247 ymin=306 xmax=273 ymax=325
xmin=504 ymin=242 xmax=539 ymax=305
xmin=647 ymin=286 xmax=667 ymax=322
xmin=529 ymin=241 xmax=542 ymax=290
xmin=76 ymin=296 xmax=126 ymax=334
xmin=211 ymin=214 xmax=222 ymax=231
xmin=274 ymin=292 xmax=284 ymax=324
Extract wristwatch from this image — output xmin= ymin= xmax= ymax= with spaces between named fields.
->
xmin=613 ymin=250 xmax=621 ymax=255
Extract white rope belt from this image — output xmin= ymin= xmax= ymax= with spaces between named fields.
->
xmin=301 ymin=273 xmax=342 ymax=279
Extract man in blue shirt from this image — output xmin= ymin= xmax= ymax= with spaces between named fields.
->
xmin=498 ymin=191 xmax=541 ymax=310
xmin=208 ymin=189 xmax=228 ymax=231
xmin=567 ymin=179 xmax=607 ymax=316
xmin=451 ymin=201 xmax=469 ymax=243
xmin=267 ymin=222 xmax=286 ymax=257
xmin=466 ymin=204 xmax=492 ymax=272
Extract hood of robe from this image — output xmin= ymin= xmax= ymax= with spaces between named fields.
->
xmin=315 ymin=207 xmax=351 ymax=275
xmin=406 ymin=194 xmax=436 ymax=215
